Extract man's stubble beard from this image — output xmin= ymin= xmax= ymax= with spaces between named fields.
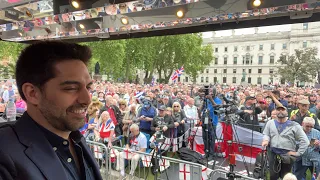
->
xmin=38 ymin=96 xmax=85 ymax=132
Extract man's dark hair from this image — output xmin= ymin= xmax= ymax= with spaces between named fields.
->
xmin=272 ymin=90 xmax=280 ymax=98
xmin=15 ymin=41 xmax=92 ymax=101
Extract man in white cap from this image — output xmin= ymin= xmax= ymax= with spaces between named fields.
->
xmin=290 ymin=99 xmax=320 ymax=131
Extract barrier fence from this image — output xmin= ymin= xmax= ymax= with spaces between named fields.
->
xmin=86 ymin=140 xmax=259 ymax=180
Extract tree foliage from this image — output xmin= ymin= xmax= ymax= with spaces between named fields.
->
xmin=276 ymin=47 xmax=320 ymax=84
xmin=84 ymin=34 xmax=213 ymax=83
xmin=0 ymin=41 xmax=25 ymax=78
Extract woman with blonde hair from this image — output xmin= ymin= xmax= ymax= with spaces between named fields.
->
xmin=172 ymin=101 xmax=186 ymax=137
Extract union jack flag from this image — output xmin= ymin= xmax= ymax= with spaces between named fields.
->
xmin=171 ymin=66 xmax=184 ymax=82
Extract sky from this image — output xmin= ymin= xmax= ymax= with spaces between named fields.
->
xmin=202 ymin=24 xmax=292 ymax=38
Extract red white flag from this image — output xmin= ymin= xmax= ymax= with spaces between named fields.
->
xmin=159 ymin=159 xmax=170 ymax=172
xmin=141 ymin=155 xmax=153 ymax=167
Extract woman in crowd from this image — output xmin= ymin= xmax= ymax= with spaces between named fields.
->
xmin=87 ymin=96 xmax=103 ymax=120
xmin=86 ymin=110 xmax=100 ymax=140
xmin=172 ymin=101 xmax=186 ymax=137
xmin=15 ymin=93 xmax=26 ymax=114
xmin=122 ymin=104 xmax=137 ymax=144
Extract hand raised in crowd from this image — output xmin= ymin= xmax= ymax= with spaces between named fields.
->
xmin=180 ymin=120 xmax=185 ymax=124
xmin=174 ymin=122 xmax=179 ymax=127
xmin=261 ymin=140 xmax=269 ymax=147
xmin=108 ymin=141 xmax=112 ymax=148
xmin=244 ymin=110 xmax=253 ymax=114
xmin=291 ymin=114 xmax=296 ymax=120
xmin=163 ymin=126 xmax=168 ymax=132
xmin=205 ymin=95 xmax=213 ymax=100
xmin=314 ymin=139 xmax=320 ymax=147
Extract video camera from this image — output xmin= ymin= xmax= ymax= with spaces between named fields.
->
xmin=155 ymin=120 xmax=168 ymax=143
xmin=214 ymin=104 xmax=241 ymax=115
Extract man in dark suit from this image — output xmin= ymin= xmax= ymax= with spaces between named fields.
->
xmin=0 ymin=41 xmax=102 ymax=180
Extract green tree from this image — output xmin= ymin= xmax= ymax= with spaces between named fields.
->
xmin=0 ymin=41 xmax=25 ymax=78
xmin=83 ymin=40 xmax=126 ymax=81
xmin=276 ymin=47 xmax=320 ymax=84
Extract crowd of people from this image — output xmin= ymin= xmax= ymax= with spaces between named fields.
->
xmin=75 ymin=80 xmax=320 ymax=179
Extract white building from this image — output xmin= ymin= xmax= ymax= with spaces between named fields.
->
xmin=179 ymin=22 xmax=320 ymax=85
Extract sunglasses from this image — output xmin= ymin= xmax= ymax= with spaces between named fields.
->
xmin=174 ymin=106 xmax=179 ymax=107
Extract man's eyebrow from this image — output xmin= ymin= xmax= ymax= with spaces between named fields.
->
xmin=59 ymin=81 xmax=81 ymax=86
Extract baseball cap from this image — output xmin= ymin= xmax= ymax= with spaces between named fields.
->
xmin=245 ymin=96 xmax=256 ymax=101
xmin=276 ymin=106 xmax=287 ymax=111
xmin=158 ymin=105 xmax=166 ymax=111
xmin=298 ymin=99 xmax=310 ymax=105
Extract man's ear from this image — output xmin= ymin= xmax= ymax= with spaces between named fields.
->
xmin=21 ymin=83 xmax=42 ymax=105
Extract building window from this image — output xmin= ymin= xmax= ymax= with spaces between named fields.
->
xmin=234 ymin=46 xmax=238 ymax=52
xmin=206 ymin=69 xmax=209 ymax=73
xmin=224 ymin=47 xmax=228 ymax=52
xmin=185 ymin=77 xmax=188 ymax=82
xmin=233 ymin=69 xmax=236 ymax=73
xmin=206 ymin=77 xmax=209 ymax=83
xmin=214 ymin=77 xmax=217 ymax=83
xmin=303 ymin=23 xmax=308 ymax=30
xmin=303 ymin=41 xmax=307 ymax=48
xmin=269 ymin=68 xmax=274 ymax=74
xmin=258 ymin=56 xmax=263 ymax=65
xmin=223 ymin=69 xmax=227 ymax=73
xmin=232 ymin=77 xmax=236 ymax=83
xmin=246 ymin=46 xmax=250 ymax=51
xmin=245 ymin=54 xmax=250 ymax=65
xmin=223 ymin=77 xmax=226 ymax=83
xmin=257 ymin=77 xmax=262 ymax=84
xmin=215 ymin=57 xmax=218 ymax=64
xmin=282 ymin=43 xmax=287 ymax=50
xmin=248 ymin=69 xmax=252 ymax=74
xmin=215 ymin=48 xmax=218 ymax=52
xmin=270 ymin=56 xmax=275 ymax=64
xmin=259 ymin=44 xmax=263 ymax=51
xmin=233 ymin=57 xmax=237 ymax=65
xmin=242 ymin=69 xmax=246 ymax=72
xmin=248 ymin=77 xmax=251 ymax=84
xmin=271 ymin=44 xmax=275 ymax=50
xmin=214 ymin=69 xmax=217 ymax=73
xmin=201 ymin=77 xmax=204 ymax=83
xmin=258 ymin=69 xmax=262 ymax=74
xmin=224 ymin=57 xmax=228 ymax=64
xmin=178 ymin=77 xmax=181 ymax=82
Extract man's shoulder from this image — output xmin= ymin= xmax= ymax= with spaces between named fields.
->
xmin=0 ymin=125 xmax=20 ymax=152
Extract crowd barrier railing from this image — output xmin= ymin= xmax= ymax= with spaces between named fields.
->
xmin=86 ymin=140 xmax=259 ymax=180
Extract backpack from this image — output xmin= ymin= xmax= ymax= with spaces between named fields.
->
xmin=177 ymin=147 xmax=205 ymax=165
xmin=252 ymin=151 xmax=267 ymax=179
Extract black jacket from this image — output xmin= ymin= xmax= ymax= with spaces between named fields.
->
xmin=0 ymin=113 xmax=102 ymax=180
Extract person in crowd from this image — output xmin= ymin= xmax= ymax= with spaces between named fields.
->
xmin=201 ymin=87 xmax=222 ymax=160
xmin=262 ymin=106 xmax=309 ymax=180
xmin=184 ymin=97 xmax=199 ymax=131
xmin=0 ymin=41 xmax=102 ymax=180
xmin=151 ymin=105 xmax=174 ymax=138
xmin=309 ymin=101 xmax=320 ymax=118
xmin=137 ymin=98 xmax=157 ymax=135
xmin=100 ymin=95 xmax=122 ymax=136
xmin=118 ymin=124 xmax=147 ymax=178
xmin=86 ymin=110 xmax=99 ymax=140
xmin=98 ymin=91 xmax=106 ymax=106
xmin=15 ymin=92 xmax=26 ymax=113
xmin=309 ymin=94 xmax=317 ymax=109
xmin=283 ymin=173 xmax=297 ymax=180
xmin=238 ymin=96 xmax=262 ymax=132
xmin=87 ymin=96 xmax=103 ymax=120
xmin=268 ymin=90 xmax=288 ymax=115
xmin=172 ymin=102 xmax=186 ymax=137
xmin=122 ymin=104 xmax=138 ymax=144
xmin=293 ymin=117 xmax=320 ymax=180
xmin=174 ymin=91 xmax=185 ymax=109
xmin=290 ymin=99 xmax=320 ymax=131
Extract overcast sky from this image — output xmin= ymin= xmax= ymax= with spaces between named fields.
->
xmin=202 ymin=24 xmax=291 ymax=38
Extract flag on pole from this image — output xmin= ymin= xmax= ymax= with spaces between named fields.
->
xmin=171 ymin=66 xmax=184 ymax=83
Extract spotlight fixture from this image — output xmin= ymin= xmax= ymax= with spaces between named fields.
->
xmin=79 ymin=23 xmax=85 ymax=29
xmin=176 ymin=10 xmax=184 ymax=18
xmin=120 ymin=17 xmax=129 ymax=25
xmin=253 ymin=0 xmax=261 ymax=7
xmin=71 ymin=0 xmax=80 ymax=8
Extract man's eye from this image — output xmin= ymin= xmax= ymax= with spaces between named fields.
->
xmin=64 ymin=87 xmax=78 ymax=91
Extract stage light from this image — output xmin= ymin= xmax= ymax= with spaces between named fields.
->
xmin=79 ymin=23 xmax=85 ymax=29
xmin=253 ymin=0 xmax=261 ymax=7
xmin=71 ymin=0 xmax=80 ymax=8
xmin=176 ymin=10 xmax=184 ymax=18
xmin=120 ymin=17 xmax=129 ymax=25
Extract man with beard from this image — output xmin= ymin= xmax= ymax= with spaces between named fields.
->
xmin=0 ymin=42 xmax=102 ymax=180
xmin=262 ymin=106 xmax=309 ymax=180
